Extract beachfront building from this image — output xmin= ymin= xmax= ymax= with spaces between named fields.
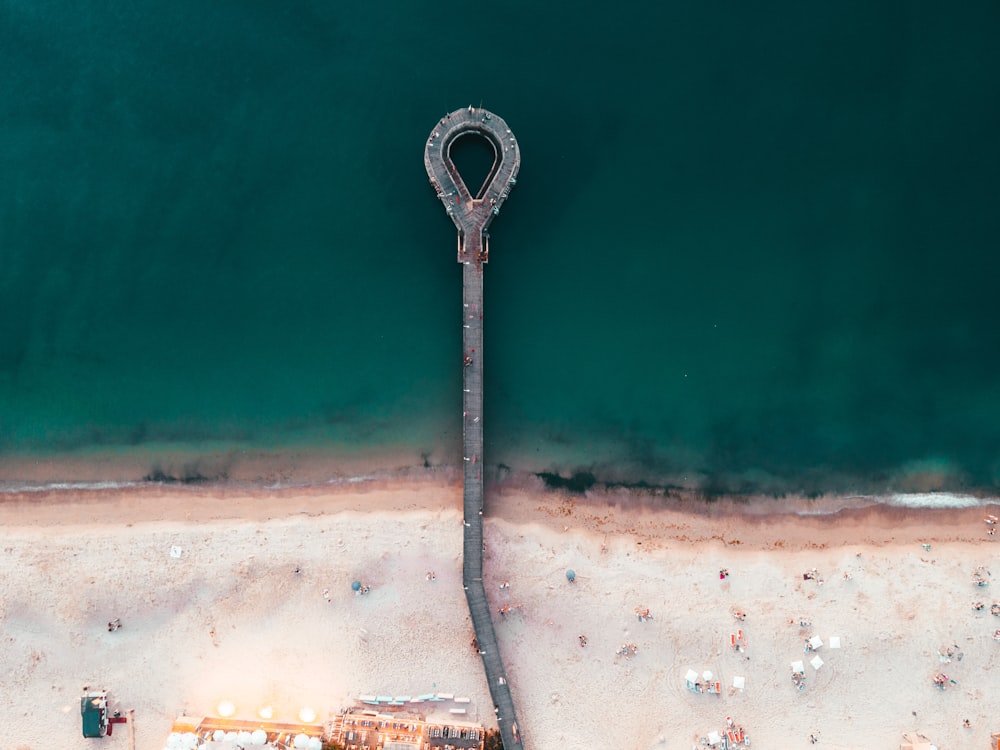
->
xmin=163 ymin=702 xmax=487 ymax=750
xmin=329 ymin=706 xmax=486 ymax=750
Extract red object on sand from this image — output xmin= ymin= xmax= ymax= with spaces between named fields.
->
xmin=107 ymin=716 xmax=127 ymax=735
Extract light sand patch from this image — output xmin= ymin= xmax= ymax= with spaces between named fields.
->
xmin=1 ymin=481 xmax=997 ymax=748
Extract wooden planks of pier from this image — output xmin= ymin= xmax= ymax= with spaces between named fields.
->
xmin=425 ymin=107 xmax=523 ymax=750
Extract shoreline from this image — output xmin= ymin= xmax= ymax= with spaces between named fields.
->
xmin=3 ymin=437 xmax=999 ymax=501
xmin=2 ymin=473 xmax=997 ymax=551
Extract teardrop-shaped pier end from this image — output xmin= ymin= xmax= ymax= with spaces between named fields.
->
xmin=425 ymin=106 xmax=520 ymax=264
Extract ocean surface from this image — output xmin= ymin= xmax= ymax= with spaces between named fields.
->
xmin=2 ymin=2 xmax=999 ymax=495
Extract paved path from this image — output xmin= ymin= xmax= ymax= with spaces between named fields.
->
xmin=425 ymin=107 xmax=523 ymax=750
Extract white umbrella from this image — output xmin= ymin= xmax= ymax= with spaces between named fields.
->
xmin=702 ymin=670 xmax=713 ymax=681
xmin=307 ymin=739 xmax=322 ymax=750
xmin=212 ymin=730 xmax=226 ymax=742
xmin=808 ymin=636 xmax=823 ymax=650
xmin=237 ymin=731 xmax=252 ymax=744
xmin=685 ymin=669 xmax=699 ymax=683
xmin=829 ymin=636 xmax=842 ymax=649
xmin=224 ymin=732 xmax=238 ymax=741
xmin=791 ymin=660 xmax=805 ymax=673
xmin=250 ymin=729 xmax=268 ymax=745
xmin=294 ymin=734 xmax=310 ymax=748
xmin=811 ymin=655 xmax=824 ymax=670
xmin=707 ymin=731 xmax=722 ymax=745
xmin=166 ymin=733 xmax=183 ymax=750
xmin=732 ymin=675 xmax=746 ymax=690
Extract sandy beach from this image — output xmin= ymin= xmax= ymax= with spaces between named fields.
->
xmin=1 ymin=473 xmax=998 ymax=749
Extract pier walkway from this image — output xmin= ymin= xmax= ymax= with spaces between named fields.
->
xmin=424 ymin=107 xmax=522 ymax=750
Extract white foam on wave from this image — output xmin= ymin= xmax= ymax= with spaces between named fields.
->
xmin=0 ymin=480 xmax=142 ymax=494
xmin=887 ymin=492 xmax=984 ymax=509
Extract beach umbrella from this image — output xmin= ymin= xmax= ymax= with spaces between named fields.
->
xmin=166 ymin=734 xmax=183 ymax=750
xmin=351 ymin=580 xmax=362 ymax=591
xmin=565 ymin=569 xmax=576 ymax=582
xmin=250 ymin=729 xmax=267 ymax=745
xmin=212 ymin=730 xmax=226 ymax=741
xmin=702 ymin=670 xmax=713 ymax=682
xmin=294 ymin=734 xmax=310 ymax=748
xmin=307 ymin=739 xmax=323 ymax=750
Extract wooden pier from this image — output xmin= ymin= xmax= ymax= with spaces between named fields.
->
xmin=425 ymin=107 xmax=522 ymax=750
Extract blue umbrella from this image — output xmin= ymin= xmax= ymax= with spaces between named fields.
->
xmin=351 ymin=580 xmax=361 ymax=591
xmin=565 ymin=569 xmax=576 ymax=582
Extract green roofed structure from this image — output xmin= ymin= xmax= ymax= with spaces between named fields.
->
xmin=81 ymin=691 xmax=108 ymax=738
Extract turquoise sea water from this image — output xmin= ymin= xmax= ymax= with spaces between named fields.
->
xmin=2 ymin=3 xmax=999 ymax=493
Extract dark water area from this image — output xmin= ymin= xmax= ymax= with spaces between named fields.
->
xmin=1 ymin=2 xmax=999 ymax=495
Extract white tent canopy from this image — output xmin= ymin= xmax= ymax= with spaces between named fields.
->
xmin=808 ymin=636 xmax=823 ymax=650
xmin=829 ymin=636 xmax=842 ymax=649
xmin=791 ymin=660 xmax=805 ymax=673
xmin=732 ymin=675 xmax=745 ymax=690
xmin=811 ymin=655 xmax=824 ymax=670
